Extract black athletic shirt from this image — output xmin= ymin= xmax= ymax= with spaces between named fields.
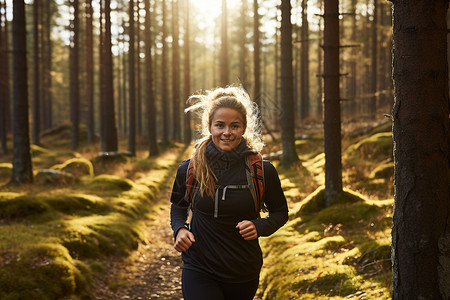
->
xmin=170 ymin=140 xmax=289 ymax=283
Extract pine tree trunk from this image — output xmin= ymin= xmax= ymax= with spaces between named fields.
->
xmin=136 ymin=10 xmax=142 ymax=137
xmin=391 ymin=0 xmax=450 ymax=298
xmin=369 ymin=0 xmax=378 ymax=119
xmin=183 ymin=0 xmax=191 ymax=144
xmin=70 ymin=0 xmax=79 ymax=150
xmin=128 ymin=0 xmax=136 ymax=155
xmin=300 ymin=0 xmax=309 ymax=121
xmin=161 ymin=0 xmax=169 ymax=147
xmin=11 ymin=0 xmax=33 ymax=184
xmin=85 ymin=0 xmax=94 ymax=143
xmin=253 ymin=0 xmax=260 ymax=106
xmin=43 ymin=0 xmax=52 ymax=130
xmin=172 ymin=0 xmax=181 ymax=141
xmin=0 ymin=0 xmax=8 ymax=154
xmin=220 ymin=0 xmax=229 ymax=86
xmin=323 ymin=0 xmax=342 ymax=205
xmin=102 ymin=0 xmax=118 ymax=152
xmin=239 ymin=0 xmax=248 ymax=90
xmin=32 ymin=0 xmax=40 ymax=145
xmin=279 ymin=0 xmax=299 ymax=167
xmin=144 ymin=0 xmax=159 ymax=157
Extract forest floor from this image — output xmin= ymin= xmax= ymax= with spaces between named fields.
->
xmin=89 ymin=185 xmax=184 ymax=300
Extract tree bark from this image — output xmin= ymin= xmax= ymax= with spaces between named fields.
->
xmin=172 ymin=0 xmax=181 ymax=141
xmin=239 ymin=0 xmax=248 ymax=90
xmin=85 ymin=0 xmax=94 ymax=143
xmin=144 ymin=0 xmax=159 ymax=157
xmin=391 ymin=0 xmax=450 ymax=298
xmin=0 ymin=0 xmax=9 ymax=154
xmin=369 ymin=0 xmax=378 ymax=119
xmin=253 ymin=0 xmax=261 ymax=106
xmin=128 ymin=0 xmax=136 ymax=156
xmin=300 ymin=0 xmax=309 ymax=120
xmin=11 ymin=0 xmax=33 ymax=184
xmin=161 ymin=0 xmax=169 ymax=147
xmin=220 ymin=0 xmax=229 ymax=86
xmin=279 ymin=0 xmax=299 ymax=167
xmin=102 ymin=0 xmax=118 ymax=152
xmin=323 ymin=0 xmax=343 ymax=205
xmin=69 ymin=0 xmax=79 ymax=150
xmin=32 ymin=0 xmax=40 ymax=145
xmin=183 ymin=0 xmax=191 ymax=144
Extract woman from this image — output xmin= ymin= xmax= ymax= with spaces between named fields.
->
xmin=170 ymin=86 xmax=288 ymax=300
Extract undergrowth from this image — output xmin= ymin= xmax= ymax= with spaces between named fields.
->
xmin=258 ymin=121 xmax=393 ymax=299
xmin=0 ymin=131 xmax=191 ymax=300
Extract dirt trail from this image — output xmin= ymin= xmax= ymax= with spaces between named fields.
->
xmin=91 ymin=186 xmax=184 ymax=300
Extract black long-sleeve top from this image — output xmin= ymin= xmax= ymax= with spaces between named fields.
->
xmin=170 ymin=141 xmax=289 ymax=283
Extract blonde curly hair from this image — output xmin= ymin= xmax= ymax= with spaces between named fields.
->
xmin=185 ymin=85 xmax=264 ymax=198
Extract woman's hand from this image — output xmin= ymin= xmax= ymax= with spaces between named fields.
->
xmin=236 ymin=220 xmax=258 ymax=240
xmin=174 ymin=228 xmax=195 ymax=252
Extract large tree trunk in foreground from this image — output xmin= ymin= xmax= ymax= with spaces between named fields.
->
xmin=391 ymin=0 xmax=450 ymax=298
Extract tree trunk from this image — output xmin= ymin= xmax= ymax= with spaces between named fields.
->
xmin=70 ymin=0 xmax=79 ymax=150
xmin=172 ymin=0 xmax=181 ymax=141
xmin=144 ymin=0 xmax=159 ymax=157
xmin=128 ymin=0 xmax=136 ymax=156
xmin=102 ymin=0 xmax=118 ymax=152
xmin=369 ymin=0 xmax=378 ymax=119
xmin=253 ymin=0 xmax=261 ymax=106
xmin=85 ymin=0 xmax=94 ymax=143
xmin=316 ymin=0 xmax=323 ymax=118
xmin=136 ymin=8 xmax=142 ymax=136
xmin=239 ymin=0 xmax=248 ymax=90
xmin=279 ymin=0 xmax=299 ymax=167
xmin=391 ymin=0 xmax=450 ymax=298
xmin=43 ymin=0 xmax=52 ymax=131
xmin=11 ymin=0 xmax=33 ymax=184
xmin=32 ymin=0 xmax=40 ymax=146
xmin=161 ymin=0 xmax=169 ymax=147
xmin=0 ymin=0 xmax=9 ymax=155
xmin=220 ymin=0 xmax=229 ymax=86
xmin=323 ymin=0 xmax=342 ymax=205
xmin=183 ymin=0 xmax=191 ymax=144
xmin=300 ymin=0 xmax=309 ymax=120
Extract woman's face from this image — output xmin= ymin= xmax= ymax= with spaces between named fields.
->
xmin=209 ymin=107 xmax=245 ymax=152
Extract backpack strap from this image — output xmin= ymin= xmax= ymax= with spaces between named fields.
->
xmin=245 ymin=153 xmax=265 ymax=214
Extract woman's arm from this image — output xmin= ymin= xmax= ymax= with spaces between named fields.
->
xmin=170 ymin=160 xmax=191 ymax=239
xmin=252 ymin=161 xmax=289 ymax=237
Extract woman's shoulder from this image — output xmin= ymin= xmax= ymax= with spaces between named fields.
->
xmin=262 ymin=160 xmax=279 ymax=176
xmin=176 ymin=159 xmax=192 ymax=177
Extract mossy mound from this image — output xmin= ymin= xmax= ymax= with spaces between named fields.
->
xmin=85 ymin=174 xmax=134 ymax=193
xmin=295 ymin=186 xmax=365 ymax=215
xmin=35 ymin=169 xmax=76 ymax=186
xmin=369 ymin=162 xmax=394 ymax=179
xmin=0 ymin=243 xmax=91 ymax=300
xmin=259 ymin=186 xmax=393 ymax=299
xmin=345 ymin=132 xmax=393 ymax=163
xmin=31 ymin=144 xmax=50 ymax=157
xmin=0 ymin=163 xmax=12 ymax=179
xmin=53 ymin=157 xmax=94 ymax=178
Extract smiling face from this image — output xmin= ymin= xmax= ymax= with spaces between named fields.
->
xmin=209 ymin=107 xmax=246 ymax=152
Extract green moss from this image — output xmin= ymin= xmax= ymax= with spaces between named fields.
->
xmin=370 ymin=162 xmax=394 ymax=179
xmin=53 ymin=158 xmax=94 ymax=177
xmin=0 ymin=195 xmax=50 ymax=219
xmin=0 ymin=243 xmax=91 ymax=300
xmin=85 ymin=175 xmax=134 ymax=193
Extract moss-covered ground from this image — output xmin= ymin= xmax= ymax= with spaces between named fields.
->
xmin=258 ymin=120 xmax=393 ymax=299
xmin=0 ymin=125 xmax=191 ymax=299
xmin=0 ymin=121 xmax=394 ymax=299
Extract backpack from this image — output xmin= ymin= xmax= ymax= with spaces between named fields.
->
xmin=185 ymin=153 xmax=265 ymax=216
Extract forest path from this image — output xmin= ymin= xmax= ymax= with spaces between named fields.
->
xmin=91 ymin=183 xmax=183 ymax=300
